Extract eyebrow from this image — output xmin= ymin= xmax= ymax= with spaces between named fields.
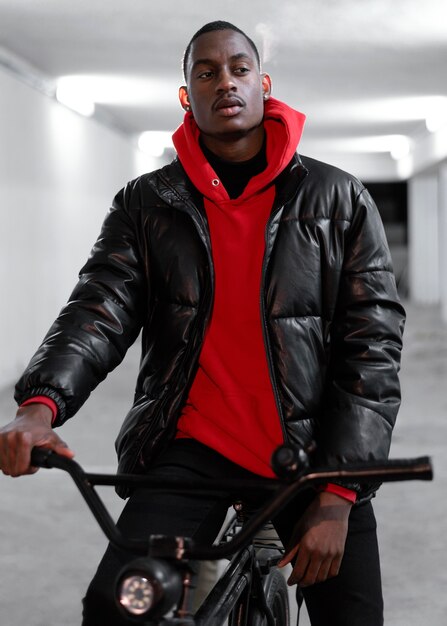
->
xmin=191 ymin=52 xmax=253 ymax=71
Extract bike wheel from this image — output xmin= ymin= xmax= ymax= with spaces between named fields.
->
xmin=249 ymin=568 xmax=290 ymax=626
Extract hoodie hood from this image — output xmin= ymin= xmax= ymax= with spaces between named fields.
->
xmin=172 ymin=97 xmax=306 ymax=202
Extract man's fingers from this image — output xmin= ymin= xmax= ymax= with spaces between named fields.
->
xmin=287 ymin=547 xmax=310 ymax=586
xmin=305 ymin=557 xmax=332 ymax=587
xmin=288 ymin=553 xmax=338 ymax=587
xmin=29 ymin=437 xmax=75 ymax=469
xmin=327 ymin=554 xmax=343 ymax=579
xmin=283 ymin=537 xmax=345 ymax=587
xmin=10 ymin=430 xmax=32 ymax=477
xmin=52 ymin=441 xmax=75 ymax=458
xmin=278 ymin=542 xmax=300 ymax=568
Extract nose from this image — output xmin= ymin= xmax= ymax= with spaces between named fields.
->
xmin=216 ymin=68 xmax=236 ymax=93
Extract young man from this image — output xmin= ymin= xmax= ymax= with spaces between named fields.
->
xmin=0 ymin=21 xmax=405 ymax=625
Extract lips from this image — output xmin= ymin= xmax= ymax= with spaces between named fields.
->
xmin=214 ymin=97 xmax=244 ymax=116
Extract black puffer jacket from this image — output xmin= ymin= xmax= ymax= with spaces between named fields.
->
xmin=15 ymin=154 xmax=405 ymax=498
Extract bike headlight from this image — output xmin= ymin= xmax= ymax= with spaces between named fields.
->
xmin=115 ymin=557 xmax=183 ymax=621
xmin=118 ymin=574 xmax=156 ymax=616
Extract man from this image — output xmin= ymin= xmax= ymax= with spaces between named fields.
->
xmin=0 ymin=21 xmax=405 ymax=625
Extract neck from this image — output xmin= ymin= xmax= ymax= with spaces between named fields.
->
xmin=200 ymin=125 xmax=265 ymax=162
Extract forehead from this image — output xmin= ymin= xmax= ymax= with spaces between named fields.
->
xmin=187 ymin=29 xmax=257 ymax=74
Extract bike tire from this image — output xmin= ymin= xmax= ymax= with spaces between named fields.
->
xmin=249 ymin=567 xmax=290 ymax=626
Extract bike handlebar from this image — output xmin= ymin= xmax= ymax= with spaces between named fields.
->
xmin=30 ymin=447 xmax=433 ymax=486
xmin=30 ymin=447 xmax=433 ymax=560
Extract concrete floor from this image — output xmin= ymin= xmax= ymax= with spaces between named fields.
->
xmin=0 ymin=301 xmax=445 ymax=625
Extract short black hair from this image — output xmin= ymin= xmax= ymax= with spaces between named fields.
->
xmin=182 ymin=20 xmax=261 ymax=81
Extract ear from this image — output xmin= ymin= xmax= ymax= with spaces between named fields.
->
xmin=179 ymin=86 xmax=191 ymax=111
xmin=261 ymin=73 xmax=272 ymax=101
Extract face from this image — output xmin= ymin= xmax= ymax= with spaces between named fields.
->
xmin=180 ymin=29 xmax=271 ymax=146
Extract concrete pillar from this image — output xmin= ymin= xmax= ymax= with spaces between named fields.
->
xmin=408 ymin=173 xmax=440 ymax=304
xmin=439 ymin=165 xmax=447 ymax=324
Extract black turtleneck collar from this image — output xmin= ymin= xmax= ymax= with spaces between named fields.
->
xmin=200 ymin=137 xmax=267 ymax=200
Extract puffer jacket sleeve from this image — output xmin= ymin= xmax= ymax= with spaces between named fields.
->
xmin=15 ymin=181 xmax=147 ymax=425
xmin=318 ymin=186 xmax=406 ymax=493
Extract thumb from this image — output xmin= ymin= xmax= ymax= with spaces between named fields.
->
xmin=34 ymin=432 xmax=75 ymax=459
xmin=278 ymin=543 xmax=300 ymax=568
xmin=48 ymin=434 xmax=75 ymax=458
xmin=53 ymin=441 xmax=75 ymax=458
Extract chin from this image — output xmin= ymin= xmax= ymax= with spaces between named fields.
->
xmin=214 ymin=121 xmax=263 ymax=140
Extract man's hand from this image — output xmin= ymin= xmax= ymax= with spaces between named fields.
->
xmin=278 ymin=491 xmax=352 ymax=587
xmin=0 ymin=404 xmax=74 ymax=477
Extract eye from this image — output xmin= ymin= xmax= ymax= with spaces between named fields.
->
xmin=234 ymin=66 xmax=250 ymax=75
xmin=197 ymin=70 xmax=214 ymax=80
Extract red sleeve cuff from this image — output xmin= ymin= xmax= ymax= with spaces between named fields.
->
xmin=20 ymin=396 xmax=58 ymax=423
xmin=319 ymin=482 xmax=357 ymax=503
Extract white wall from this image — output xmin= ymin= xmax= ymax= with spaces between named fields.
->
xmin=407 ymin=162 xmax=447 ymax=323
xmin=439 ymin=165 xmax=447 ymax=323
xmin=298 ymin=145 xmax=401 ymax=183
xmin=0 ymin=68 xmax=156 ymax=387
xmin=408 ymin=173 xmax=440 ymax=305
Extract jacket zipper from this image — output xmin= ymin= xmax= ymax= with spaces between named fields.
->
xmin=260 ymin=208 xmax=289 ymax=445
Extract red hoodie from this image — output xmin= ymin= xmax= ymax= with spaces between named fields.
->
xmin=172 ymin=98 xmax=305 ymax=478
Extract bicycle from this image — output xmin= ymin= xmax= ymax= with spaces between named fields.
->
xmin=29 ymin=446 xmax=433 ymax=625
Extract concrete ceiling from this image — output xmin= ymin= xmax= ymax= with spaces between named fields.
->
xmin=0 ymin=0 xmax=446 ymax=171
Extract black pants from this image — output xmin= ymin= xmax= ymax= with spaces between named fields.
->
xmin=82 ymin=440 xmax=383 ymax=626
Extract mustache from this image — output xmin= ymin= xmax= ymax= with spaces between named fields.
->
xmin=213 ymin=95 xmax=245 ymax=111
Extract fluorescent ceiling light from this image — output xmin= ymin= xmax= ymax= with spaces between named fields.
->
xmin=55 ymin=75 xmax=178 ymax=106
xmin=304 ymin=134 xmax=412 ymax=156
xmin=389 ymin=136 xmax=411 ymax=161
xmin=138 ymin=131 xmax=173 ymax=158
xmin=56 ymin=78 xmax=95 ymax=117
xmin=310 ymin=95 xmax=447 ymax=125
xmin=425 ymin=97 xmax=447 ymax=132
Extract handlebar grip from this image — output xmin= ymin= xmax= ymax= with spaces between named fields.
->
xmin=321 ymin=456 xmax=434 ymax=484
xmin=30 ymin=447 xmax=78 ymax=473
xmin=363 ymin=456 xmax=433 ymax=482
xmin=30 ymin=447 xmax=56 ymax=468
